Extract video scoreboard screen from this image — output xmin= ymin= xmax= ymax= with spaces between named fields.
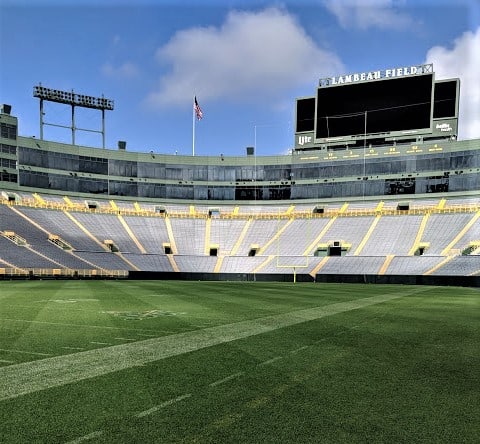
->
xmin=315 ymin=73 xmax=434 ymax=140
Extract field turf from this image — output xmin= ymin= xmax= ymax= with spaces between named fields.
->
xmin=0 ymin=280 xmax=478 ymax=443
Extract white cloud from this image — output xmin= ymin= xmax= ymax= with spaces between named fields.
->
xmin=101 ymin=62 xmax=139 ymax=79
xmin=146 ymin=8 xmax=344 ymax=108
xmin=323 ymin=0 xmax=413 ymax=30
xmin=425 ymin=27 xmax=480 ymax=139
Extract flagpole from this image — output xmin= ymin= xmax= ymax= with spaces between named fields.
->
xmin=193 ymin=96 xmax=203 ymax=156
xmin=192 ymin=96 xmax=195 ymax=156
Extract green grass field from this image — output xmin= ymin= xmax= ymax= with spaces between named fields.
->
xmin=0 ymin=281 xmax=478 ymax=443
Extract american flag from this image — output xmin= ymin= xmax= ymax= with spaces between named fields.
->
xmin=194 ymin=96 xmax=203 ymax=120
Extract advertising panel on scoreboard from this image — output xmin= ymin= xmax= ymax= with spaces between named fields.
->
xmin=315 ymin=72 xmax=434 ymax=143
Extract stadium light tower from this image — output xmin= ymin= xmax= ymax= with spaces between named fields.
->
xmin=33 ymin=84 xmax=114 ymax=148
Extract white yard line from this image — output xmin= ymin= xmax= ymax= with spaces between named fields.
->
xmin=89 ymin=341 xmax=111 ymax=345
xmin=0 ymin=318 xmax=157 ymax=333
xmin=0 ymin=359 xmax=15 ymax=363
xmin=65 ymin=430 xmax=103 ymax=444
xmin=0 ymin=347 xmax=52 ymax=357
xmin=258 ymin=357 xmax=283 ymax=367
xmin=62 ymin=347 xmax=85 ymax=351
xmin=136 ymin=393 xmax=192 ymax=418
xmin=0 ymin=288 xmax=426 ymax=401
xmin=209 ymin=372 xmax=244 ymax=387
xmin=290 ymin=345 xmax=309 ymax=354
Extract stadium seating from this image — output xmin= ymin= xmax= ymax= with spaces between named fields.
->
xmin=1 ymin=195 xmax=479 ymax=278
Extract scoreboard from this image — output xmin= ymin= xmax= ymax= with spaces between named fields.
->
xmin=295 ymin=64 xmax=459 ymax=150
xmin=315 ymin=73 xmax=433 ymax=139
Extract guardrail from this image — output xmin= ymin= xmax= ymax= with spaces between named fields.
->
xmin=1 ymin=197 xmax=479 ymax=219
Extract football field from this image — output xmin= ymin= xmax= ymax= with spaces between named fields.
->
xmin=0 ymin=280 xmax=478 ymax=443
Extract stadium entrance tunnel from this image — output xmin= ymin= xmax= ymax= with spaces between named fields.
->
xmin=414 ymin=242 xmax=430 ymax=256
xmin=314 ymin=241 xmax=349 ymax=256
xmin=85 ymin=200 xmax=99 ymax=210
xmin=104 ymin=240 xmax=119 ymax=252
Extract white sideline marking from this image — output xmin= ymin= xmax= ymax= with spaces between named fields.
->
xmin=290 ymin=345 xmax=309 ymax=354
xmin=136 ymin=393 xmax=192 ymax=418
xmin=65 ymin=430 xmax=103 ymax=444
xmin=90 ymin=341 xmax=111 ymax=345
xmin=62 ymin=347 xmax=85 ymax=351
xmin=209 ymin=372 xmax=244 ymax=387
xmin=137 ymin=334 xmax=157 ymax=337
xmin=0 ymin=347 xmax=52 ymax=357
xmin=0 ymin=359 xmax=15 ymax=363
xmin=258 ymin=356 xmax=283 ymax=367
xmin=114 ymin=337 xmax=136 ymax=341
xmin=0 ymin=288 xmax=426 ymax=401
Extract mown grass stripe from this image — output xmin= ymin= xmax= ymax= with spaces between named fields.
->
xmin=136 ymin=393 xmax=192 ymax=418
xmin=0 ymin=288 xmax=425 ymax=401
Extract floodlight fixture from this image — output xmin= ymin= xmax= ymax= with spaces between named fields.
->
xmin=33 ymin=85 xmax=114 ymax=110
xmin=33 ymin=84 xmax=114 ymax=148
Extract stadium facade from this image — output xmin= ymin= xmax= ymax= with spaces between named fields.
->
xmin=0 ymin=64 xmax=479 ymax=203
xmin=0 ymin=65 xmax=479 ymax=284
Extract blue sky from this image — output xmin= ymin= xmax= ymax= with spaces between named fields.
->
xmin=1 ymin=0 xmax=479 ymax=156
